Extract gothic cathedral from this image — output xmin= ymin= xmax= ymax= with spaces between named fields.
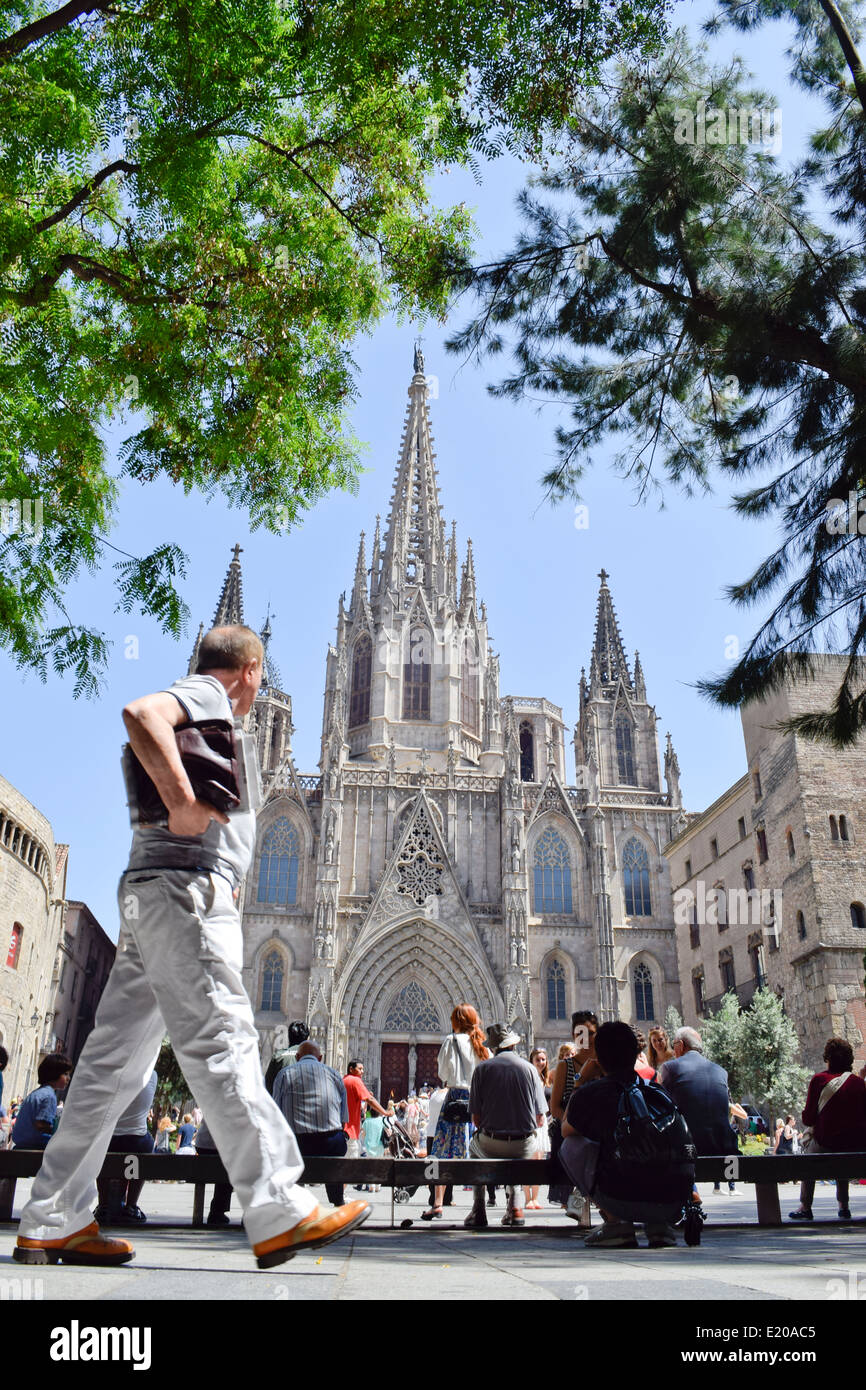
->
xmin=191 ymin=354 xmax=686 ymax=1100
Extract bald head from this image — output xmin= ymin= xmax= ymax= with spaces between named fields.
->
xmin=297 ymin=1041 xmax=321 ymax=1061
xmin=196 ymin=625 xmax=263 ymax=674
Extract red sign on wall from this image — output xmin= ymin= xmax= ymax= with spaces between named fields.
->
xmin=6 ymin=924 xmax=21 ymax=969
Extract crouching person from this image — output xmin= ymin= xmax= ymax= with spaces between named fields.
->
xmin=560 ymin=1022 xmax=695 ymax=1249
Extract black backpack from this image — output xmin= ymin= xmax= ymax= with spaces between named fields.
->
xmin=613 ymin=1076 xmax=696 ymax=1172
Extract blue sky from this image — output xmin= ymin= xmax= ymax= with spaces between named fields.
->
xmin=1 ymin=2 xmax=827 ymax=941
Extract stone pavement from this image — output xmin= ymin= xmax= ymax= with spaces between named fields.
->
xmin=2 ymin=1178 xmax=865 ymax=1301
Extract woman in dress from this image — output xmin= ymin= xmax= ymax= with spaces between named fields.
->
xmin=524 ymin=1048 xmax=552 ymax=1211
xmin=422 ymin=1004 xmax=489 ymax=1220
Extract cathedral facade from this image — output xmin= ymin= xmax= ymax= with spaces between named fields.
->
xmin=195 ymin=355 xmax=686 ymax=1100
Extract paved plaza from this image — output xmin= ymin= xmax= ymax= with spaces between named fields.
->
xmin=3 ymin=1178 xmax=865 ymax=1301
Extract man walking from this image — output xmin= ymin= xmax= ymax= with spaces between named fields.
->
xmin=13 ymin=625 xmax=369 ymax=1270
xmin=465 ymin=1023 xmax=546 ymax=1230
xmin=274 ymin=1042 xmax=350 ymax=1207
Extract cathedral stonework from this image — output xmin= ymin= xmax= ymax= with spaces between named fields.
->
xmin=196 ymin=356 xmax=685 ymax=1100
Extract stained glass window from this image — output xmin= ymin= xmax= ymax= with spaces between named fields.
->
xmin=257 ymin=818 xmax=299 ymax=905
xmin=260 ymin=950 xmax=284 ymax=1011
xmin=623 ymin=837 xmax=651 ymax=916
xmin=349 ymin=633 xmax=372 ymax=728
xmin=403 ymin=627 xmax=431 ymax=720
xmin=616 ymin=719 xmax=635 ymax=783
xmin=633 ymin=962 xmax=654 ymax=1020
xmin=546 ymin=960 xmax=566 ymax=1019
xmin=383 ymin=981 xmax=442 ymax=1033
xmin=533 ymin=827 xmax=573 ymax=914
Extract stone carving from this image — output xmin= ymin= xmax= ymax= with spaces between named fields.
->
xmin=395 ymin=807 xmax=444 ymax=906
xmin=383 ymin=980 xmax=442 ymax=1033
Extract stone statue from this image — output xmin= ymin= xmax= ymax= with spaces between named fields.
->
xmin=408 ymin=1044 xmax=417 ymax=1094
xmin=447 ymin=739 xmax=457 ymax=774
xmin=314 ymin=930 xmax=324 ymax=958
xmin=388 ymin=738 xmax=397 ymax=774
xmin=517 ymin=939 xmax=526 ymax=967
xmin=510 ymin=819 xmax=521 ymax=872
xmin=324 ymin=813 xmax=335 ymax=864
xmin=510 ymin=936 xmax=519 ymax=966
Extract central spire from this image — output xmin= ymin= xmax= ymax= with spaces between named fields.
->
xmin=590 ymin=569 xmax=633 ymax=693
xmin=378 ymin=354 xmax=447 ymax=599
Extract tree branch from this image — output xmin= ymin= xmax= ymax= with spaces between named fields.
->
xmin=0 ymin=0 xmax=110 ymax=60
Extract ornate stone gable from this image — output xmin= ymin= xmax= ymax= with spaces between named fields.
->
xmin=525 ymin=768 xmax=585 ymax=841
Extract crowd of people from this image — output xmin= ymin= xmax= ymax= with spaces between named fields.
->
xmin=6 ymin=1008 xmax=866 ymax=1249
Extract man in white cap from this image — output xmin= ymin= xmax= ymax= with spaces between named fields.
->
xmin=466 ymin=1023 xmax=546 ymax=1230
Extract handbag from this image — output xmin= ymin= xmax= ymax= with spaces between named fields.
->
xmin=800 ymin=1071 xmax=852 ymax=1152
xmin=442 ymin=1090 xmax=471 ymax=1125
xmin=123 ymin=719 xmax=241 ymax=824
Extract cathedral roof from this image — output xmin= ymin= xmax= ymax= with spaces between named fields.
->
xmin=212 ymin=543 xmax=245 ymax=627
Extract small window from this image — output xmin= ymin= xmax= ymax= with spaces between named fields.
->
xmin=710 ymin=838 xmax=718 ymax=859
xmin=260 ymin=950 xmax=285 ymax=1011
xmin=70 ymin=972 xmax=78 ymax=1002
xmin=633 ymin=962 xmax=654 ymax=1021
xmin=738 ymin=817 xmax=746 ymax=840
xmin=752 ymin=768 xmax=762 ymax=800
xmin=743 ymin=863 xmax=755 ymax=892
xmin=851 ymin=902 xmax=866 ymax=931
xmin=830 ymin=815 xmax=839 ymax=842
xmin=689 ymin=909 xmax=700 ymax=950
xmin=719 ymin=950 xmax=736 ymax=993
xmin=796 ymin=911 xmax=807 ymax=940
xmin=616 ymin=719 xmax=636 ymax=784
xmin=684 ymin=858 xmax=692 ymax=879
xmin=756 ymin=827 xmax=768 ymax=864
xmin=693 ymin=970 xmax=705 ymax=1015
xmin=786 ymin=829 xmax=795 ymax=860
xmin=546 ymin=960 xmax=567 ymax=1020
xmin=840 ymin=815 xmax=850 ymax=842
xmin=519 ymin=721 xmax=535 ymax=782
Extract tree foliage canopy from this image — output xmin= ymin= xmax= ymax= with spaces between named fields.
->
xmin=0 ymin=0 xmax=670 ymax=694
xmin=702 ymin=988 xmax=811 ymax=1114
xmin=450 ymin=0 xmax=866 ymax=743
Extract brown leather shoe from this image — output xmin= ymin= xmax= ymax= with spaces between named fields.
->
xmin=253 ymin=1200 xmax=371 ymax=1269
xmin=14 ymin=1221 xmax=134 ymax=1266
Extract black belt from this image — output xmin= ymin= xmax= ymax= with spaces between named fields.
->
xmin=481 ymin=1129 xmax=535 ymax=1141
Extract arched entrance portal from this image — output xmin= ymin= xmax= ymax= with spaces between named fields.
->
xmin=379 ymin=981 xmax=443 ymax=1104
xmin=334 ymin=916 xmax=504 ymax=1099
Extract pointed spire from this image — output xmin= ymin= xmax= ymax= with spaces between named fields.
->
xmin=447 ymin=520 xmax=458 ymax=599
xmin=590 ymin=568 xmax=633 ymax=692
xmin=633 ymin=649 xmax=646 ymax=701
xmin=212 ymin=543 xmax=245 ymax=628
xmin=188 ymin=621 xmax=204 ymax=676
xmin=351 ymin=530 xmax=367 ymax=611
xmin=460 ymin=537 xmax=476 ymax=616
xmin=370 ymin=514 xmax=381 ymax=599
xmin=379 ymin=357 xmax=446 ymax=598
xmin=664 ymin=731 xmax=682 ymax=808
xmin=259 ymin=605 xmax=281 ymax=692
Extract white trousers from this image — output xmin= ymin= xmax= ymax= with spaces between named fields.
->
xmin=19 ymin=869 xmax=317 ymax=1247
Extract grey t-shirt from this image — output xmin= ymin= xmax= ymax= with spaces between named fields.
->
xmin=125 ymin=675 xmax=257 ymax=888
xmin=469 ymin=1051 xmax=546 ymax=1134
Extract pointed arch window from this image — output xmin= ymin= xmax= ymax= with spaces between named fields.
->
xmin=546 ymin=959 xmax=567 ymax=1019
xmin=633 ymin=961 xmax=654 ymax=1021
xmin=533 ymin=827 xmax=573 ymax=914
xmin=616 ymin=718 xmax=636 ymax=783
xmin=260 ymin=950 xmax=285 ymax=1011
xmin=349 ymin=633 xmax=372 ymax=728
xmin=403 ymin=627 xmax=431 ymax=720
xmin=623 ymin=837 xmax=652 ymax=916
xmin=461 ymin=636 xmax=479 ymax=734
xmin=519 ymin=721 xmax=535 ymax=781
xmin=257 ymin=818 xmax=299 ymax=905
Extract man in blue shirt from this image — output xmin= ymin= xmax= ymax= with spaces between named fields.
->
xmin=273 ymin=1042 xmax=349 ymax=1207
xmin=12 ymin=1056 xmax=72 ymax=1149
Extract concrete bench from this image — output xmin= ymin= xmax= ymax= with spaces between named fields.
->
xmin=1 ymin=1150 xmax=865 ymax=1228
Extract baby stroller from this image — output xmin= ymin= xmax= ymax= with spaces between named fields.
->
xmin=382 ymin=1115 xmax=420 ymax=1203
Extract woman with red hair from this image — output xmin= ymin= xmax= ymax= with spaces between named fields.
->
xmin=421 ymin=1005 xmax=489 ymax=1220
